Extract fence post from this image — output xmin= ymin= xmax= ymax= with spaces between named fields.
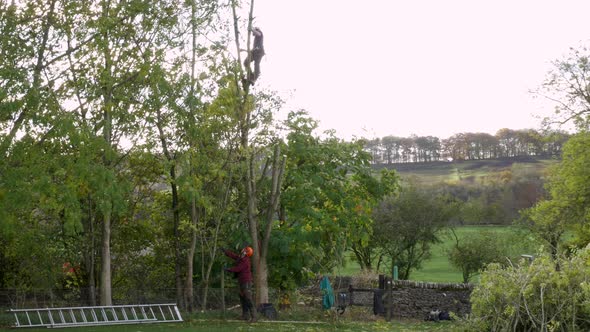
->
xmin=389 ymin=278 xmax=394 ymax=320
xmin=386 ymin=278 xmax=392 ymax=321
xmin=220 ymin=268 xmax=225 ymax=319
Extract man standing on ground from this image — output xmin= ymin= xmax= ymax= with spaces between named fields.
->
xmin=222 ymin=246 xmax=256 ymax=322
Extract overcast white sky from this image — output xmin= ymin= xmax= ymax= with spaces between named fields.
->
xmin=249 ymin=0 xmax=589 ymax=140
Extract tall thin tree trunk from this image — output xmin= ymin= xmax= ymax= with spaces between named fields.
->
xmin=185 ymin=199 xmax=198 ymax=312
xmin=171 ymin=171 xmax=184 ymax=308
xmin=85 ymin=197 xmax=97 ymax=306
xmin=99 ymin=3 xmax=114 ymax=304
xmin=201 ymin=173 xmax=233 ymax=311
xmin=184 ymin=0 xmax=199 ymax=312
xmin=257 ymin=145 xmax=285 ymax=304
xmin=100 ymin=213 xmax=112 ymax=305
xmin=155 ymin=106 xmax=184 ymax=308
xmin=88 ymin=219 xmax=96 ymax=306
xmin=245 ymin=154 xmax=261 ymax=305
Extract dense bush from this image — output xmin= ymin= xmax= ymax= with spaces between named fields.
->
xmin=469 ymin=246 xmax=590 ymax=331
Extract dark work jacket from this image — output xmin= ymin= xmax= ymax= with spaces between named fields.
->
xmin=224 ymin=250 xmax=253 ymax=284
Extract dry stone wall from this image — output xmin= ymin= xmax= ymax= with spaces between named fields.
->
xmin=308 ymin=276 xmax=473 ymax=320
xmin=387 ymin=280 xmax=472 ymax=319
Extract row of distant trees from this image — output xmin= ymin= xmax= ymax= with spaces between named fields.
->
xmin=363 ymin=128 xmax=570 ymax=164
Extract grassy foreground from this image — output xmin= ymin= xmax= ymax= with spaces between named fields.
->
xmin=0 ymin=305 xmax=466 ymax=331
xmin=0 ymin=321 xmax=459 ymax=332
xmin=0 ymin=319 xmax=461 ymax=332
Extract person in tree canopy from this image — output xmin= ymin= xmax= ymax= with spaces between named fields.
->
xmin=222 ymin=246 xmax=256 ymax=322
xmin=243 ymin=27 xmax=264 ymax=84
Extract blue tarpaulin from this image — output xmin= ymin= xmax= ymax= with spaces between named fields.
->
xmin=320 ymin=276 xmax=334 ymax=309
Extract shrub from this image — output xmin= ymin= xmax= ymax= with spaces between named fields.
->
xmin=469 ymin=245 xmax=590 ymax=331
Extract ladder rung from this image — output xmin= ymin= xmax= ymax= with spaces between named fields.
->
xmin=81 ymin=309 xmax=87 ymax=323
xmin=101 ymin=308 xmax=108 ymax=322
xmin=37 ymin=310 xmax=43 ymax=325
xmin=149 ymin=306 xmax=155 ymax=320
xmin=59 ymin=309 xmax=66 ymax=324
xmin=158 ymin=305 xmax=165 ymax=319
xmin=140 ymin=306 xmax=147 ymax=320
xmin=131 ymin=307 xmax=138 ymax=320
xmin=48 ymin=309 xmax=55 ymax=325
xmin=69 ymin=309 xmax=76 ymax=323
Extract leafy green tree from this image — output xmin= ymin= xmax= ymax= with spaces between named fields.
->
xmin=371 ymin=185 xmax=454 ymax=279
xmin=0 ymin=1 xmax=75 ymax=294
xmin=273 ymin=111 xmax=398 ymax=288
xmin=523 ymin=133 xmax=590 ymax=256
xmin=521 ymin=200 xmax=566 ymax=259
xmin=0 ymin=0 xmax=61 ymax=157
xmin=548 ymin=133 xmax=590 ymax=227
xmin=447 ymin=230 xmax=510 ymax=283
xmin=348 ymin=167 xmax=399 ymax=272
xmin=0 ymin=0 xmax=184 ymax=306
xmin=64 ymin=0 xmax=181 ymax=306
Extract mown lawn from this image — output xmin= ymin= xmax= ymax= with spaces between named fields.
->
xmin=0 ymin=319 xmax=463 ymax=332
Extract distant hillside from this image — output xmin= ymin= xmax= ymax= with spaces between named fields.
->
xmin=373 ymin=156 xmax=559 ymax=185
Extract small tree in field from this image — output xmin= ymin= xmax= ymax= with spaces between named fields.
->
xmin=372 ymin=185 xmax=453 ymax=279
xmin=447 ymin=230 xmax=509 ymax=283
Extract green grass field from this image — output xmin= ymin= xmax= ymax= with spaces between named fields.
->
xmin=364 ymin=157 xmax=552 ymax=282
xmin=336 ymin=225 xmax=535 ymax=283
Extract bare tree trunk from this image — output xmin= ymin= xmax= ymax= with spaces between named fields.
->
xmin=185 ymin=0 xmax=199 ymax=312
xmin=86 ymin=197 xmax=97 ymax=306
xmin=171 ymin=167 xmax=184 ymax=308
xmin=100 ymin=213 xmax=112 ymax=305
xmin=99 ymin=0 xmax=113 ymax=303
xmin=88 ymin=222 xmax=96 ymax=306
xmin=256 ymin=145 xmax=285 ymax=304
xmin=201 ymin=171 xmax=233 ymax=311
xmin=185 ymin=199 xmax=199 ymax=312
xmin=154 ymin=105 xmax=184 ymax=308
xmin=245 ymin=153 xmax=261 ymax=305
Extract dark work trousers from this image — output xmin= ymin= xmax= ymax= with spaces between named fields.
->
xmin=239 ymin=282 xmax=256 ymax=320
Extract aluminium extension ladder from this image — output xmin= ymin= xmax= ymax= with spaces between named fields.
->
xmin=8 ymin=303 xmax=183 ymax=328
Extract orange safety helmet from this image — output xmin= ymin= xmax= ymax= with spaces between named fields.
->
xmin=242 ymin=246 xmax=254 ymax=257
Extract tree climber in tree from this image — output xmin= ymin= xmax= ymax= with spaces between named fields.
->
xmin=243 ymin=27 xmax=265 ymax=85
